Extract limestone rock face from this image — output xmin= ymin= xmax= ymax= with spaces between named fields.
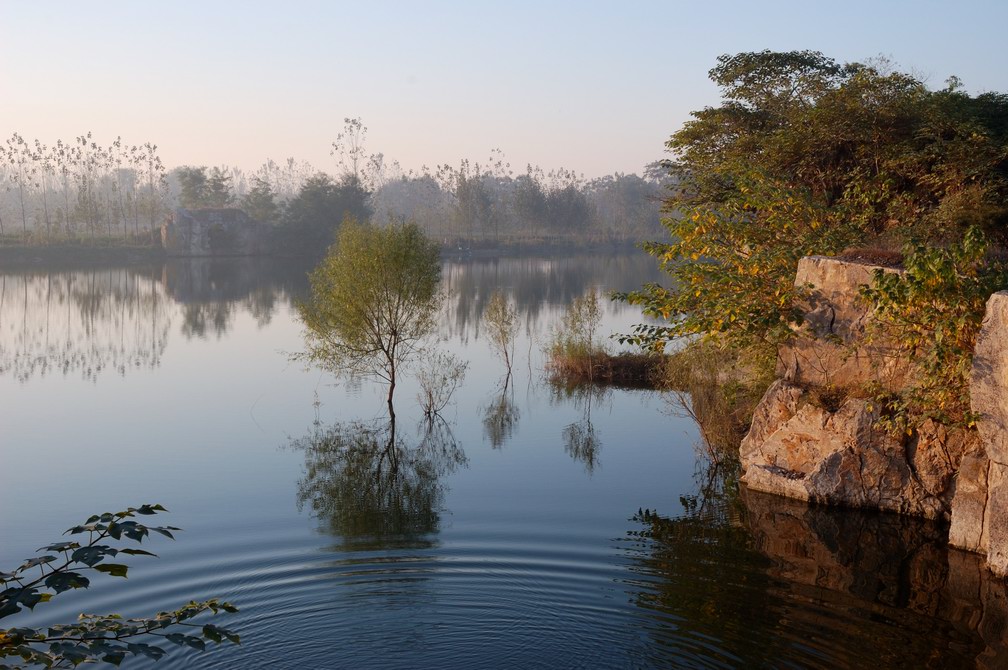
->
xmin=777 ymin=256 xmax=906 ymax=390
xmin=956 ymin=291 xmax=1008 ymax=578
xmin=741 ymin=380 xmax=949 ymax=520
xmin=912 ymin=419 xmax=979 ymax=499
xmin=972 ymin=291 xmax=1008 ymax=465
xmin=949 ymin=446 xmax=991 ymax=555
xmin=985 ymin=461 xmax=1008 ymax=577
xmin=741 ymin=257 xmax=1008 ymax=577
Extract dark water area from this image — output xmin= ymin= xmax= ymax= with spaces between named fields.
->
xmin=1 ymin=253 xmax=1005 ymax=669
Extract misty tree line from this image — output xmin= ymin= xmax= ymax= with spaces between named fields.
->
xmin=191 ymin=119 xmax=670 ymax=246
xmin=1 ymin=120 xmax=669 ymax=248
xmin=0 ymin=132 xmax=167 ymax=243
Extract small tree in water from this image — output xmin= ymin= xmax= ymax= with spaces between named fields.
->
xmin=546 ymin=289 xmax=604 ymax=383
xmin=297 ymin=219 xmax=442 ymax=414
xmin=483 ymin=291 xmax=519 ymax=381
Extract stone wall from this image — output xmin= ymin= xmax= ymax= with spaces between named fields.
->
xmin=740 ymin=258 xmax=1006 ymax=576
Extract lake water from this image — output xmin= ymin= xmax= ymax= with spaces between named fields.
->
xmin=1 ymin=252 xmax=1005 ymax=669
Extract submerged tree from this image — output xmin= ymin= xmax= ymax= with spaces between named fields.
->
xmin=297 ymin=220 xmax=442 ymax=413
xmin=483 ymin=290 xmax=519 ymax=381
xmin=416 ymin=350 xmax=468 ymax=417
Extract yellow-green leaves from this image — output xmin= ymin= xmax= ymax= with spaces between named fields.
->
xmin=296 ymin=218 xmax=442 ymax=405
xmin=861 ymin=226 xmax=1008 ymax=429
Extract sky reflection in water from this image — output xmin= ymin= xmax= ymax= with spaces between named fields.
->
xmin=1 ymin=253 xmax=1004 ymax=669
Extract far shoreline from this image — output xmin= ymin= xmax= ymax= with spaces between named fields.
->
xmin=0 ymin=238 xmax=645 ymax=270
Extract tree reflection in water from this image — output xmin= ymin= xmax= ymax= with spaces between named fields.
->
xmin=293 ymin=412 xmax=467 ymax=549
xmin=0 ymin=268 xmax=170 ymax=382
xmin=551 ymin=383 xmax=608 ymax=474
xmin=482 ymin=377 xmax=520 ymax=450
xmin=0 ymin=258 xmax=306 ymax=382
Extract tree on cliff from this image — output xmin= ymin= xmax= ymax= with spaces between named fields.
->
xmin=619 ymin=50 xmax=1008 ymax=355
xmin=296 ymin=219 xmax=441 ymax=413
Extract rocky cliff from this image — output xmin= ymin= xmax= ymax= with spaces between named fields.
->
xmin=949 ymin=292 xmax=1008 ymax=575
xmin=740 ymin=257 xmax=1006 ymax=576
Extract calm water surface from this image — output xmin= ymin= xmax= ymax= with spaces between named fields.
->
xmin=1 ymin=253 xmax=1005 ymax=669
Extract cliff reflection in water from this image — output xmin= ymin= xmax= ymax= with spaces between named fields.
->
xmin=293 ymin=414 xmax=467 ymax=549
xmin=626 ymin=475 xmax=1008 ymax=669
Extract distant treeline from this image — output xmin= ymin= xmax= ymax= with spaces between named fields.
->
xmin=1 ymin=119 xmax=669 ymax=252
xmin=0 ymin=132 xmax=167 ymax=244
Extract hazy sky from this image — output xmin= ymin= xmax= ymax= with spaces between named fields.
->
xmin=2 ymin=1 xmax=1006 ymax=178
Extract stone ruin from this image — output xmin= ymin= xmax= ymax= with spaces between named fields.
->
xmin=740 ymin=255 xmax=1008 ymax=577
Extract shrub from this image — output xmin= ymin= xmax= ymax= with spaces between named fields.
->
xmin=860 ymin=225 xmax=1008 ymax=430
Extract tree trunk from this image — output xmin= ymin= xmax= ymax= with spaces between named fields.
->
xmin=387 ymin=374 xmax=396 ymax=420
xmin=41 ymin=183 xmax=51 ymax=241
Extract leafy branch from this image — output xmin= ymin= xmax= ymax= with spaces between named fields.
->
xmin=1 ymin=505 xmax=239 ymax=668
xmin=860 ymin=226 xmax=1008 ymax=430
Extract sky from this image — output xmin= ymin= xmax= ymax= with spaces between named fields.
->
xmin=2 ymin=0 xmax=1007 ymax=178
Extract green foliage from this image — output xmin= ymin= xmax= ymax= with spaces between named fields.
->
xmin=622 ymin=50 xmax=1008 ymax=351
xmin=297 ymin=219 xmax=442 ymax=407
xmin=860 ymin=226 xmax=1008 ymax=429
xmin=204 ymin=168 xmax=234 ymax=208
xmin=545 ymin=184 xmax=593 ymax=234
xmin=176 ymin=166 xmax=233 ymax=209
xmin=618 ymin=175 xmax=854 ymax=351
xmin=1 ymin=505 xmax=238 ymax=669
